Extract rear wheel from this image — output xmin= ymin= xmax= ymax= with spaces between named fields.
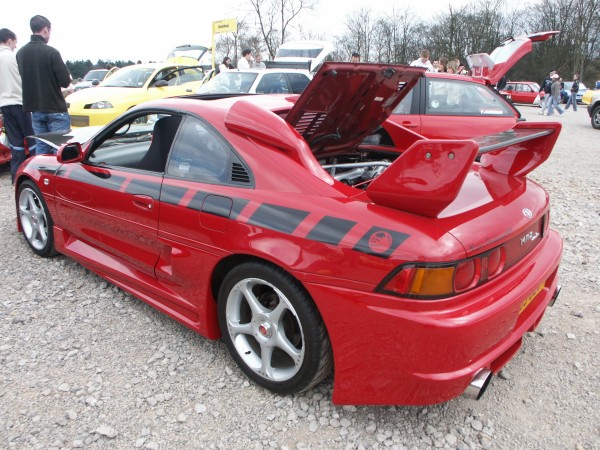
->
xmin=592 ymin=105 xmax=600 ymax=129
xmin=218 ymin=262 xmax=332 ymax=394
xmin=17 ymin=180 xmax=57 ymax=257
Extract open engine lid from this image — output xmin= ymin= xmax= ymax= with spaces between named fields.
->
xmin=285 ymin=62 xmax=424 ymax=158
xmin=467 ymin=31 xmax=559 ymax=85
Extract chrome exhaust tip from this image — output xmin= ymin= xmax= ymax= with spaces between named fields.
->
xmin=463 ymin=369 xmax=493 ymax=400
xmin=548 ymin=284 xmax=561 ymax=307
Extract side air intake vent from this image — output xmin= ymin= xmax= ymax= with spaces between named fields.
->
xmin=231 ymin=162 xmax=251 ymax=184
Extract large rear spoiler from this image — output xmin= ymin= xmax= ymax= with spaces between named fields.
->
xmin=366 ymin=121 xmax=561 ymax=217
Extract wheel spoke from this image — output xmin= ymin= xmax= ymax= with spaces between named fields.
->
xmin=259 ymin=344 xmax=275 ymax=379
xmin=238 ymin=280 xmax=264 ymax=315
xmin=275 ymin=332 xmax=302 ymax=364
xmin=227 ymin=321 xmax=253 ymax=336
xmin=266 ymin=298 xmax=287 ymax=324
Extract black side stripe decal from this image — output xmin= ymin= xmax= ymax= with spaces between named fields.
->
xmin=67 ymin=169 xmax=128 ymax=191
xmin=160 ymin=185 xmax=189 ymax=205
xmin=202 ymin=195 xmax=233 ymax=218
xmin=248 ymin=203 xmax=309 ymax=234
xmin=307 ymin=216 xmax=356 ymax=246
xmin=188 ymin=191 xmax=209 ymax=211
xmin=125 ymin=178 xmax=161 ymax=198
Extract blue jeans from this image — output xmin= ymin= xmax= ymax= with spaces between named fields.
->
xmin=547 ymin=97 xmax=564 ymax=116
xmin=540 ymin=94 xmax=552 ymax=114
xmin=565 ymin=92 xmax=578 ymax=110
xmin=31 ymin=111 xmax=71 ymax=155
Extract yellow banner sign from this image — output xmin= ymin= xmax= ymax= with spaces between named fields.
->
xmin=213 ymin=18 xmax=237 ymax=34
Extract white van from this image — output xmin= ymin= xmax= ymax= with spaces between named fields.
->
xmin=270 ymin=41 xmax=335 ymax=73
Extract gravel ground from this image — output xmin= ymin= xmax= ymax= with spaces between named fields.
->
xmin=0 ymin=105 xmax=598 ymax=450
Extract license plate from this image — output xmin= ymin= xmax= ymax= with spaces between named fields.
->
xmin=519 ymin=284 xmax=544 ymax=314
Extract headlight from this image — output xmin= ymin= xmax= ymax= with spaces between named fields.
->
xmin=87 ymin=101 xmax=113 ymax=109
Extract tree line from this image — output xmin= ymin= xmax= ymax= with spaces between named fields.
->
xmin=66 ymin=0 xmax=600 ymax=87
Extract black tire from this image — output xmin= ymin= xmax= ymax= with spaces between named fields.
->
xmin=218 ymin=261 xmax=332 ymax=394
xmin=17 ymin=180 xmax=57 ymax=257
xmin=592 ymin=105 xmax=600 ymax=130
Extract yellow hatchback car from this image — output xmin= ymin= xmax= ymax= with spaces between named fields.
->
xmin=67 ymin=63 xmax=206 ymax=127
xmin=581 ymin=88 xmax=597 ymax=105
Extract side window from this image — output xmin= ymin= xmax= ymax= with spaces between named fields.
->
xmin=425 ymin=79 xmax=514 ymax=116
xmin=286 ymin=73 xmax=311 ymax=93
xmin=152 ymin=67 xmax=177 ymax=85
xmin=166 ymin=117 xmax=231 ymax=183
xmin=255 ymin=73 xmax=287 ymax=94
xmin=504 ymin=84 xmax=514 ymax=91
xmin=88 ymin=114 xmax=181 ymax=172
xmin=392 ymin=87 xmax=414 ymax=115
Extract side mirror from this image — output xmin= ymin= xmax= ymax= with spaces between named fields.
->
xmin=92 ymin=79 xmax=100 ymax=86
xmin=57 ymin=142 xmax=84 ymax=163
xmin=154 ymin=80 xmax=168 ymax=87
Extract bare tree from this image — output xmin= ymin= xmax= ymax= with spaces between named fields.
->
xmin=247 ymin=0 xmax=319 ymax=59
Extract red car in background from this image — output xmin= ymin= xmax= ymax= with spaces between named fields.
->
xmin=15 ymin=63 xmax=562 ymax=406
xmin=500 ymin=81 xmax=544 ymax=105
xmin=0 ymin=114 xmax=12 ymax=165
xmin=382 ymin=31 xmax=558 ymax=149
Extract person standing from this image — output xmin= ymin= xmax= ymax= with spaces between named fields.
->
xmin=547 ymin=73 xmax=564 ymax=116
xmin=0 ymin=28 xmax=36 ymax=183
xmin=237 ymin=49 xmax=253 ymax=70
xmin=350 ymin=52 xmax=360 ymax=63
xmin=538 ymin=70 xmax=555 ymax=115
xmin=219 ymin=57 xmax=233 ymax=73
xmin=564 ymin=73 xmax=580 ymax=111
xmin=410 ymin=49 xmax=434 ymax=71
xmin=16 ymin=15 xmax=71 ymax=155
xmin=253 ymin=53 xmax=266 ymax=69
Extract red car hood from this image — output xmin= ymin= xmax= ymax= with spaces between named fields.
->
xmin=285 ymin=62 xmax=424 ymax=158
xmin=467 ymin=31 xmax=559 ymax=85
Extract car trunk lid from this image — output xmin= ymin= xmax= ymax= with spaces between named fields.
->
xmin=467 ymin=31 xmax=559 ymax=86
xmin=284 ymin=62 xmax=424 ymax=158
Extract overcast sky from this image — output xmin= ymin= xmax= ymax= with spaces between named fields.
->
xmin=4 ymin=0 xmax=469 ymax=63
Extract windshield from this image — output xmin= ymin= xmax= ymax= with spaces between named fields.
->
xmin=102 ymin=66 xmax=156 ymax=88
xmin=197 ymin=72 xmax=258 ymax=94
xmin=83 ymin=70 xmax=108 ymax=81
xmin=276 ymin=48 xmax=323 ymax=59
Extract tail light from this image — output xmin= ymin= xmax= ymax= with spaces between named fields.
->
xmin=379 ymin=244 xmax=508 ymax=299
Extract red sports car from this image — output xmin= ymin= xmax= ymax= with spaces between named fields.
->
xmin=500 ymin=81 xmax=545 ymax=105
xmin=383 ymin=31 xmax=558 ymax=147
xmin=0 ymin=114 xmax=13 ymax=165
xmin=15 ymin=63 xmax=563 ymax=406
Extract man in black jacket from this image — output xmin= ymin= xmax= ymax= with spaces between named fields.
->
xmin=538 ymin=70 xmax=555 ymax=115
xmin=564 ymin=73 xmax=580 ymax=111
xmin=16 ymin=15 xmax=71 ymax=155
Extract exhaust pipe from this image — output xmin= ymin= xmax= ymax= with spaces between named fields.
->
xmin=548 ymin=284 xmax=561 ymax=307
xmin=463 ymin=369 xmax=493 ymax=400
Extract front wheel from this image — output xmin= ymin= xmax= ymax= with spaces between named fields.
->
xmin=218 ymin=262 xmax=332 ymax=394
xmin=592 ymin=105 xmax=600 ymax=130
xmin=17 ymin=180 xmax=57 ymax=257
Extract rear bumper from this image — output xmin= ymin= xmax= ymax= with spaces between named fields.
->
xmin=306 ymin=229 xmax=562 ymax=405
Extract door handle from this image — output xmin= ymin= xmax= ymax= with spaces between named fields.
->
xmin=132 ymin=194 xmax=154 ymax=210
xmin=401 ymin=122 xmax=418 ymax=128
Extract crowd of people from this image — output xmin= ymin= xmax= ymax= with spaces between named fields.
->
xmin=218 ymin=49 xmax=267 ymax=73
xmin=0 ymin=15 xmax=70 ymax=183
xmin=409 ymin=49 xmax=466 ymax=74
xmin=538 ymin=70 xmax=580 ymax=116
